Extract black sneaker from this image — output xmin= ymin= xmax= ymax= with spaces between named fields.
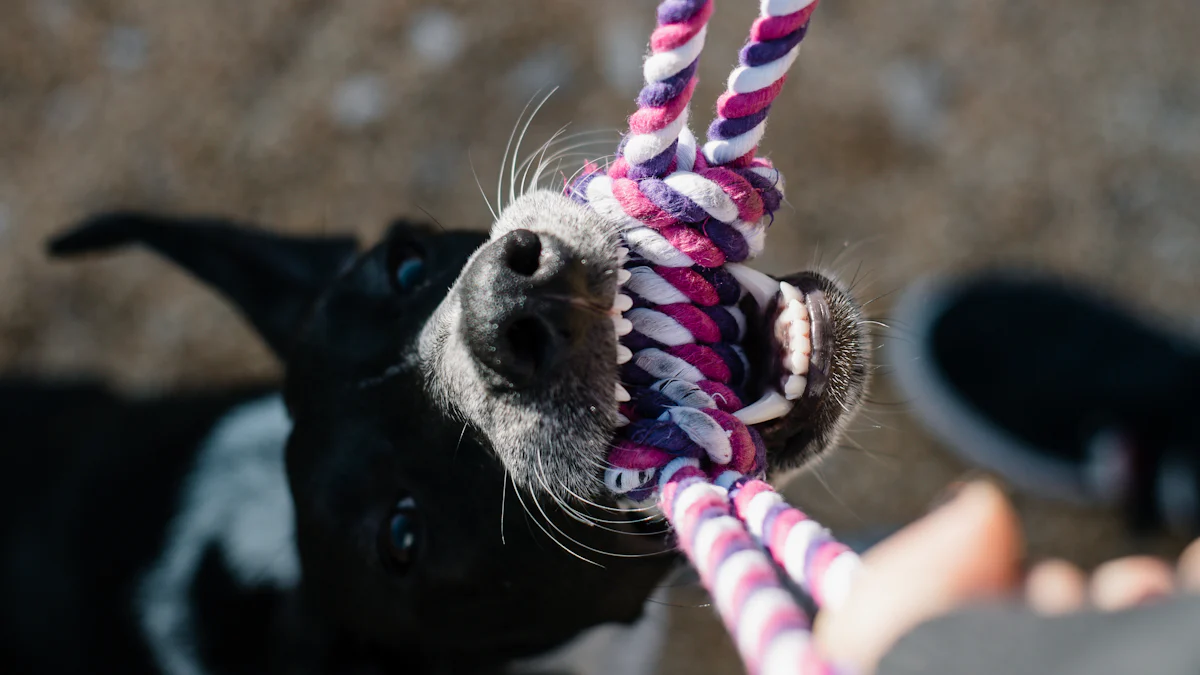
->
xmin=888 ymin=270 xmax=1200 ymax=536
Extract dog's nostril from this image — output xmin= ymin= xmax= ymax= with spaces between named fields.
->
xmin=502 ymin=229 xmax=542 ymax=277
xmin=505 ymin=316 xmax=554 ymax=376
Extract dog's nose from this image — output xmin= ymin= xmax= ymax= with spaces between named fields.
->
xmin=459 ymin=229 xmax=595 ymax=388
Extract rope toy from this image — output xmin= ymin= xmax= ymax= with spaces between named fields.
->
xmin=565 ymin=1 xmax=863 ymax=673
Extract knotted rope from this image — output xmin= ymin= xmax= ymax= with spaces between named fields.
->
xmin=565 ymin=2 xmax=864 ymax=673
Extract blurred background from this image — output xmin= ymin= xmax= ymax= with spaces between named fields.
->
xmin=1 ymin=0 xmax=1198 ymax=671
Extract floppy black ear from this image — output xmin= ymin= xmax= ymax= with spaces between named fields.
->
xmin=48 ymin=210 xmax=360 ymax=361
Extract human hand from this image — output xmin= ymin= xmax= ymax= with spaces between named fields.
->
xmin=813 ymin=480 xmax=1200 ymax=674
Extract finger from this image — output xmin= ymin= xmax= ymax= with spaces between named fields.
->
xmin=1025 ymin=559 xmax=1087 ymax=615
xmin=1178 ymin=538 xmax=1200 ymax=592
xmin=815 ymin=481 xmax=1023 ymax=673
xmin=1090 ymin=556 xmax=1175 ymax=611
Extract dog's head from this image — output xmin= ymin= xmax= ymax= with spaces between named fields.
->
xmin=48 ymin=192 xmax=868 ymax=668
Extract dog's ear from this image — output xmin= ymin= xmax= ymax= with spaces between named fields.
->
xmin=48 ymin=211 xmax=360 ymax=361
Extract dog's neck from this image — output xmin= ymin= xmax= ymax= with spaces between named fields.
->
xmin=137 ymin=394 xmax=298 ymax=675
xmin=133 ymin=393 xmax=667 ymax=675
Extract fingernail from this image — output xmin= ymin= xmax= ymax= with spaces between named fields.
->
xmin=927 ymin=481 xmax=967 ymax=513
xmin=928 ymin=468 xmax=1007 ymax=512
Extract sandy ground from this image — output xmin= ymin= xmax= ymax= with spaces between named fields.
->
xmin=2 ymin=0 xmax=1199 ymax=672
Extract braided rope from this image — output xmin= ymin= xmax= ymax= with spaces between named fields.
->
xmin=725 ymin=476 xmax=862 ymax=612
xmin=621 ymin=0 xmax=712 ymax=179
xmin=565 ymin=2 xmax=864 ymax=673
xmin=704 ymin=0 xmax=820 ymax=167
xmin=661 ymin=464 xmax=839 ymax=675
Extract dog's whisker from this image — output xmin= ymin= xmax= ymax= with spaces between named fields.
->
xmin=557 ymin=481 xmax=658 ymax=516
xmin=454 ymin=423 xmax=468 ymax=459
xmin=517 ymin=123 xmax=571 ymax=201
xmin=501 ymin=469 xmax=509 ymax=546
xmin=534 ymin=451 xmax=664 ymax=531
xmin=509 ymin=87 xmax=559 ymax=209
xmin=497 ymin=92 xmax=542 ymax=214
xmin=531 ymin=139 xmax=619 ymax=180
xmin=356 ymin=363 xmax=405 ymax=389
xmin=538 ymin=294 xmax=612 ymax=317
xmin=512 ymin=475 xmax=604 ymax=567
xmin=520 ymin=126 xmax=617 ymax=198
xmin=513 ymin=128 xmax=615 ymax=185
xmin=528 ymin=138 xmax=620 ymax=193
xmin=563 ymin=153 xmax=618 ymax=187
xmin=469 ymin=148 xmax=498 ymax=220
xmin=530 ymin=449 xmax=670 ymax=560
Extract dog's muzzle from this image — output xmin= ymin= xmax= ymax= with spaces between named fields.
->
xmin=458 ymin=229 xmax=602 ymax=389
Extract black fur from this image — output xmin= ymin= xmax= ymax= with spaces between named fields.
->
xmin=2 ymin=205 xmax=867 ymax=674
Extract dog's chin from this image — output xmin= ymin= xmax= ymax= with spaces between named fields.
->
xmin=473 ymin=331 xmax=624 ymax=501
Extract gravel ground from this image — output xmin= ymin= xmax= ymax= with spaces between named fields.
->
xmin=2 ymin=1 xmax=1198 ymax=671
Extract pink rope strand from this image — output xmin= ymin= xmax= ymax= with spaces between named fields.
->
xmin=567 ymin=2 xmax=863 ymax=673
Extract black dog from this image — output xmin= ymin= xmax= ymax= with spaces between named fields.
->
xmin=0 ymin=189 xmax=869 ymax=674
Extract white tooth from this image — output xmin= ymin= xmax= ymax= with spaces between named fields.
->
xmin=617 ymin=268 xmax=632 ymax=284
xmin=616 ymin=344 xmax=633 ymax=364
xmin=726 ymin=263 xmax=778 ymax=311
xmin=776 ymin=302 xmax=805 ymax=344
xmin=792 ymin=316 xmax=811 ymax=338
xmin=733 ymin=390 xmax=794 ymax=425
xmin=781 ymin=301 xmax=807 ymax=328
xmin=616 ymin=246 xmax=630 ymax=265
xmin=783 ymin=374 xmax=807 ymax=400
xmin=794 ymin=334 xmax=812 ymax=357
xmin=615 ymin=383 xmax=631 ymax=402
xmin=613 ymin=316 xmax=633 ymax=336
xmin=780 ymin=280 xmax=803 ymax=303
xmin=614 ymin=294 xmax=633 ymax=312
xmin=616 ymin=412 xmax=631 ymax=427
xmin=774 ymin=311 xmax=790 ymax=344
xmin=789 ymin=350 xmax=809 ymax=375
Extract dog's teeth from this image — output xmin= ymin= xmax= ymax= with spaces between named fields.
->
xmin=614 ymin=294 xmax=633 ymax=312
xmin=616 ymin=344 xmax=633 ymax=364
xmin=789 ymin=349 xmax=809 ymax=375
xmin=782 ymin=299 xmax=809 ymax=326
xmin=616 ymin=246 xmax=630 ymax=264
xmin=783 ymin=374 xmax=808 ymax=400
xmin=780 ymin=280 xmax=804 ymax=303
xmin=617 ymin=268 xmax=632 ymax=285
xmin=615 ymin=383 xmax=632 ymax=402
xmin=616 ymin=412 xmax=630 ymax=427
xmin=613 ymin=315 xmax=633 ymax=336
xmin=733 ymin=390 xmax=794 ymax=425
xmin=793 ymin=334 xmax=812 ymax=358
xmin=726 ymin=263 xmax=778 ymax=311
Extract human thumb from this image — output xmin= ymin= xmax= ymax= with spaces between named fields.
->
xmin=814 ymin=481 xmax=1023 ymax=673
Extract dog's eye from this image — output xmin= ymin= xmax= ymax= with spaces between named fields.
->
xmin=394 ymin=257 xmax=425 ymax=290
xmin=380 ymin=496 xmax=420 ymax=573
xmin=387 ymin=242 xmax=427 ymax=293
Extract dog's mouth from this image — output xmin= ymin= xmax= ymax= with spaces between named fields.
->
xmin=731 ymin=265 xmax=833 ymax=425
xmin=609 ymin=262 xmax=831 ymax=424
xmin=604 ymin=252 xmax=864 ymax=485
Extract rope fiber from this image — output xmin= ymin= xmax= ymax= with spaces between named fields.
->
xmin=564 ymin=2 xmax=866 ymax=673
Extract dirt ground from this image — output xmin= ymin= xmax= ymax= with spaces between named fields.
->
xmin=2 ymin=0 xmax=1198 ymax=672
